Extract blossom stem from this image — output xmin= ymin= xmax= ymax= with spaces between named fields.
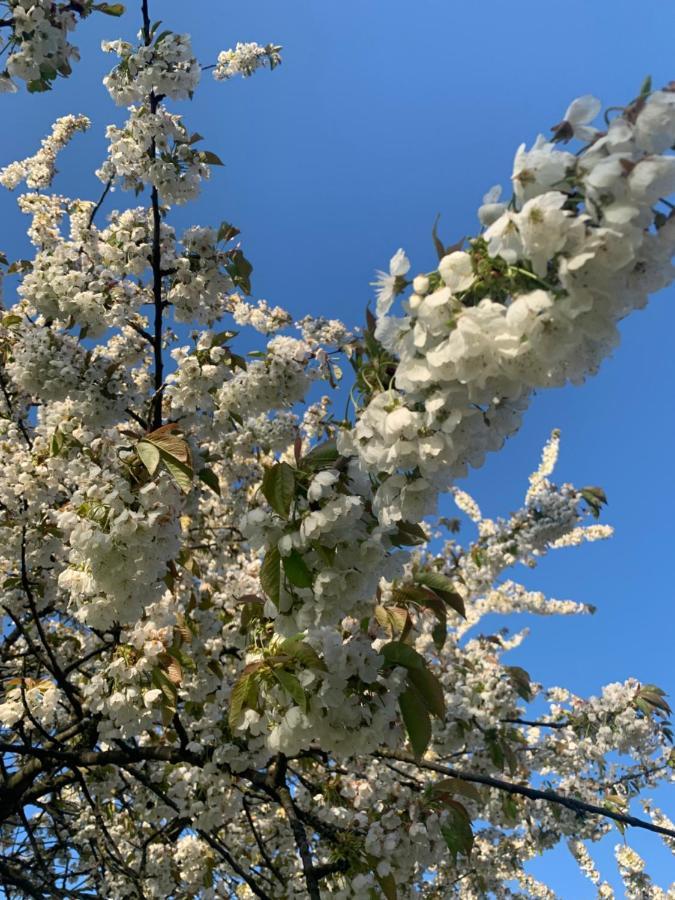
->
xmin=141 ymin=0 xmax=165 ymax=430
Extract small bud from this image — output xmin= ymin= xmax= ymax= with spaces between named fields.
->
xmin=413 ymin=274 xmax=430 ymax=295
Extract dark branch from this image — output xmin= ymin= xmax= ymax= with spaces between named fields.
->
xmin=273 ymin=754 xmax=321 ymax=900
xmin=373 ymin=749 xmax=675 ymax=840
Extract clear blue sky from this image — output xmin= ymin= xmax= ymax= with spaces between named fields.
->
xmin=2 ymin=0 xmax=675 ymax=892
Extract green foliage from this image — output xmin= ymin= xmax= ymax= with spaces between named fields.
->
xmin=398 ymin=686 xmax=432 ymax=758
xmin=415 ymin=571 xmax=466 ymax=618
xmin=282 ymin=550 xmax=313 ymax=588
xmin=440 ymin=801 xmax=474 ymax=861
xmin=261 ymin=462 xmax=296 ymax=518
xmin=381 ymin=641 xmax=446 ymax=756
xmin=136 ymin=424 xmax=193 ymax=492
xmin=94 ymin=2 xmax=126 ymax=15
xmin=260 ymin=546 xmax=281 ymax=606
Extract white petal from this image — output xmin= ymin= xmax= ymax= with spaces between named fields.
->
xmin=573 ymin=124 xmax=601 ymax=142
xmin=389 ymin=248 xmax=410 ymax=277
xmin=564 ymin=95 xmax=601 ymax=126
xmin=0 ymin=75 xmax=17 ymax=94
xmin=482 ymin=183 xmax=502 ymax=204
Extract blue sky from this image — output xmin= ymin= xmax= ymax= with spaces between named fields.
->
xmin=2 ymin=0 xmax=675 ymax=892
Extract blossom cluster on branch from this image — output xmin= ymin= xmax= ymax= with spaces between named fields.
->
xmin=0 ymin=4 xmax=673 ymax=898
xmin=0 ymin=0 xmax=126 ymax=93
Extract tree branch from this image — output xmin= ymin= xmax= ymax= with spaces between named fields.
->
xmin=373 ymin=749 xmax=675 ymax=840
xmin=273 ymin=754 xmax=321 ymax=900
xmin=141 ymin=0 xmax=165 ymax=430
xmin=242 ymin=794 xmax=285 ymax=885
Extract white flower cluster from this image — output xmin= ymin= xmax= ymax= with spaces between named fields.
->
xmin=17 ymin=191 xmax=70 ymax=246
xmin=297 ymin=313 xmax=353 ymax=347
xmin=56 ymin=466 xmax=183 ymax=629
xmin=2 ymin=20 xmax=675 ymax=897
xmin=0 ymin=678 xmax=59 ymax=729
xmin=102 ymin=32 xmax=201 ymax=105
xmin=341 ymin=89 xmax=675 ymax=528
xmin=215 ymin=335 xmax=316 ymax=419
xmin=3 ymin=0 xmax=78 ymax=89
xmin=212 ymin=42 xmax=282 ymax=80
xmin=167 ymin=226 xmax=234 ymax=324
xmin=0 ymin=114 xmax=90 ymax=190
xmin=97 ymin=105 xmax=211 ymax=204
xmin=13 ymin=200 xmax=169 ymax=338
xmin=230 ymin=294 xmax=292 ymax=333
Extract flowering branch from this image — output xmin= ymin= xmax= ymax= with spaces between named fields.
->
xmin=0 ymin=3 xmax=674 ymax=894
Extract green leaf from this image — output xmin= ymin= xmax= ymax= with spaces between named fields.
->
xmin=374 ymin=605 xmax=411 ymax=640
xmin=282 ymin=550 xmax=313 ymax=588
xmin=581 ymin=485 xmax=607 ymax=519
xmin=198 ymin=467 xmax=220 ymax=495
xmin=278 ymin=638 xmax=327 ymax=671
xmin=390 ymin=520 xmax=427 ymax=547
xmin=145 ymin=424 xmax=191 ymax=464
xmin=487 ymin=737 xmax=505 ymax=771
xmin=506 ymin=666 xmax=533 ymax=702
xmin=50 ymin=428 xmax=65 ymax=457
xmin=217 ymin=221 xmax=240 ymax=243
xmin=440 ymin=801 xmax=474 ymax=861
xmin=27 ymin=79 xmax=50 ymax=93
xmin=152 ymin=666 xmax=178 ymax=706
xmin=161 ymin=453 xmax=193 ymax=492
xmin=201 ymin=150 xmax=225 ymax=166
xmin=394 ymin=584 xmax=448 ymax=648
xmin=636 ymin=684 xmax=671 ymax=716
xmin=273 ymin=669 xmax=308 ymax=713
xmin=94 ymin=2 xmax=126 ymax=15
xmin=226 ymin=249 xmax=253 ymax=294
xmin=228 ymin=672 xmax=252 ymax=730
xmin=399 ymin=685 xmax=432 ymax=758
xmin=240 ymin=598 xmax=264 ymax=631
xmin=302 ymin=439 xmax=340 ymax=471
xmin=501 ymin=793 xmax=519 ymax=825
xmin=429 ymin=778 xmax=482 ymax=805
xmin=407 ymin=667 xmax=445 ymax=720
xmin=261 ymin=462 xmax=295 ymax=518
xmin=137 ymin=440 xmax=161 ymax=475
xmin=415 ymin=571 xmax=466 ymax=618
xmin=391 ymin=584 xmax=437 ymax=605
xmin=7 ymin=260 xmax=32 ymax=275
xmin=432 ymin=620 xmax=447 ymax=652
xmin=381 ymin=641 xmax=425 ymax=672
xmin=260 ymin=546 xmax=281 ymax=606
xmin=375 ymin=872 xmax=397 ymax=900
xmin=142 ymin=425 xmax=193 ymax=491
xmin=153 ymin=29 xmax=173 ymax=46
xmin=39 ymin=63 xmax=57 ymax=81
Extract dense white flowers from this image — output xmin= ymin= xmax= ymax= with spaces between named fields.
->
xmin=212 ymin=41 xmax=282 ymax=80
xmin=3 ymin=0 xmax=78 ymax=89
xmin=0 ymin=12 xmax=673 ymax=896
xmin=102 ymin=31 xmax=200 ymax=104
xmin=341 ymin=87 xmax=675 ymax=533
xmin=0 ymin=114 xmax=90 ymax=190
xmin=97 ymin=104 xmax=211 ymax=203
